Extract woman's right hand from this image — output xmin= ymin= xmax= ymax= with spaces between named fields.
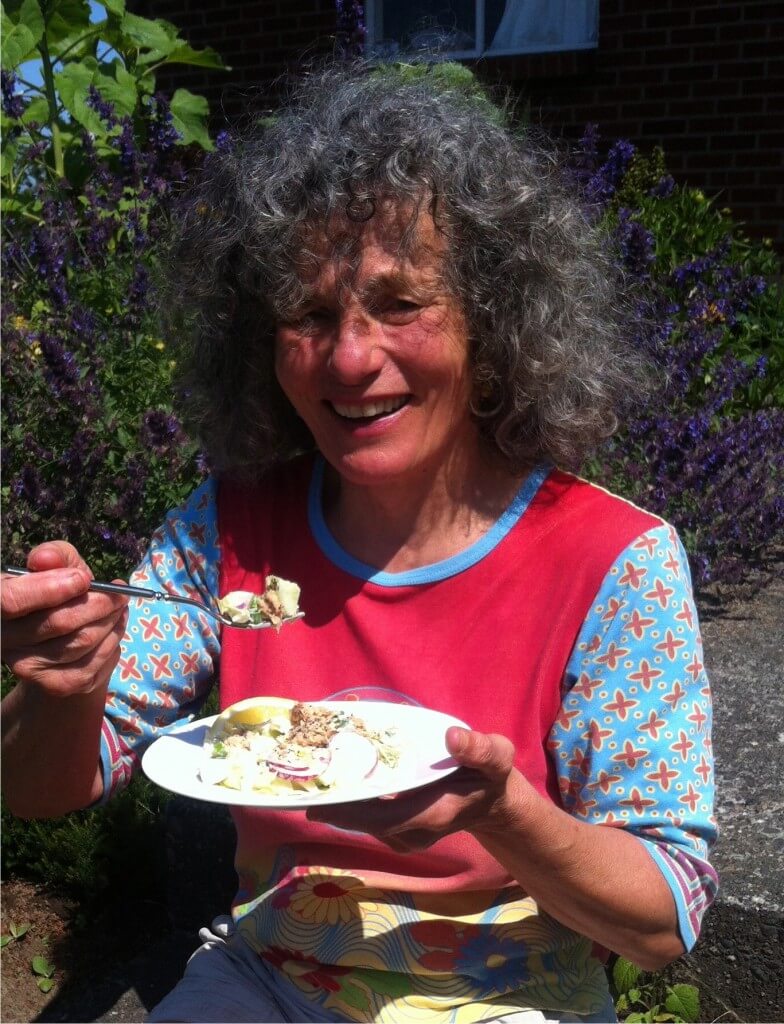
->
xmin=1 ymin=541 xmax=129 ymax=698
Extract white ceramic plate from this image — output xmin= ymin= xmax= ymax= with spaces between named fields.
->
xmin=141 ymin=700 xmax=467 ymax=808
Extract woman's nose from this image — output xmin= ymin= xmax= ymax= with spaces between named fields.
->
xmin=327 ymin=312 xmax=384 ymax=382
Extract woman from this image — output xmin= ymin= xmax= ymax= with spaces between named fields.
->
xmin=1 ymin=65 xmax=717 ymax=1023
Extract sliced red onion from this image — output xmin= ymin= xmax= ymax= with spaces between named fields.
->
xmin=266 ymin=751 xmax=330 ymax=781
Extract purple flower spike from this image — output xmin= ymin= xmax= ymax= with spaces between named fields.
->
xmin=336 ymin=0 xmax=366 ymax=59
xmin=571 ymin=128 xmax=783 ymax=589
xmin=1 ymin=70 xmax=25 ymax=118
xmin=86 ymin=85 xmax=117 ymax=127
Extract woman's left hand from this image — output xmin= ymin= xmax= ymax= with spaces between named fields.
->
xmin=306 ymin=726 xmax=532 ymax=851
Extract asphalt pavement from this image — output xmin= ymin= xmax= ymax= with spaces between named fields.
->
xmin=699 ymin=570 xmax=784 ymax=915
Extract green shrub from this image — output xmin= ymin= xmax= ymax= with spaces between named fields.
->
xmin=1 ymin=776 xmax=171 ymax=917
xmin=1 ymin=0 xmax=226 ymax=578
xmin=1 ymin=0 xmax=223 ymax=900
xmin=609 ymin=955 xmax=700 ymax=1023
xmin=575 ymin=131 xmax=784 ymax=586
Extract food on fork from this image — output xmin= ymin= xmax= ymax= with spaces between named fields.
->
xmin=200 ymin=697 xmax=400 ymax=794
xmin=217 ymin=575 xmax=301 ymax=627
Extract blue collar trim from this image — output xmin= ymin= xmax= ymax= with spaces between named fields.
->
xmin=307 ymin=458 xmax=551 ymax=587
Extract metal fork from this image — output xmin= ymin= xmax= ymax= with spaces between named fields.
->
xmin=2 ymin=566 xmax=304 ymax=630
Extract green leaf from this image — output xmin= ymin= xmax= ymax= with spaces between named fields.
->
xmin=54 ymin=61 xmax=106 ymax=135
xmin=102 ymin=0 xmax=125 ymax=15
xmin=3 ymin=0 xmax=44 ymax=36
xmin=21 ymin=95 xmax=49 ymax=124
xmin=0 ymin=935 xmax=12 ymax=948
xmin=1 ymin=0 xmax=43 ymax=69
xmin=664 ymin=984 xmax=700 ymax=1023
xmin=0 ymin=194 xmax=37 ymax=217
xmin=1 ymin=135 xmax=20 ymax=175
xmin=161 ymin=41 xmax=226 ymax=70
xmin=132 ymin=46 xmax=168 ymax=67
xmin=612 ymin=956 xmax=642 ymax=995
xmin=37 ymin=977 xmax=55 ymax=992
xmin=115 ymin=424 xmax=132 ymax=448
xmin=43 ymin=0 xmax=91 ymax=45
xmin=47 ymin=20 xmax=101 ymax=62
xmin=431 ymin=61 xmax=481 ymax=92
xmin=93 ymin=61 xmax=137 ymax=118
xmin=9 ymin=922 xmax=30 ymax=938
xmin=119 ymin=13 xmax=177 ymax=53
xmin=0 ymin=13 xmax=33 ymax=69
xmin=31 ymin=954 xmax=54 ymax=977
xmin=169 ymin=88 xmax=213 ymax=150
xmin=135 ymin=70 xmax=155 ymax=95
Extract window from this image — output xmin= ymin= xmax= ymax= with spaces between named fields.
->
xmin=367 ymin=1 xmax=599 ymax=59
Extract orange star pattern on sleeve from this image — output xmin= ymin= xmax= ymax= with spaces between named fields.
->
xmin=550 ymin=524 xmax=718 ymax=950
xmin=98 ymin=478 xmax=221 ymax=799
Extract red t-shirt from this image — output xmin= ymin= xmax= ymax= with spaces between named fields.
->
xmin=212 ymin=455 xmax=659 ymax=1019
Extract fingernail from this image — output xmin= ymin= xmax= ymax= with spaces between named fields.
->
xmin=449 ymin=728 xmax=467 ymax=754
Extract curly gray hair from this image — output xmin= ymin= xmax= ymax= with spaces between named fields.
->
xmin=162 ymin=62 xmax=647 ymax=477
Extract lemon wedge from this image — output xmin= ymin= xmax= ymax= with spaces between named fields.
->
xmin=207 ymin=696 xmax=295 ymax=743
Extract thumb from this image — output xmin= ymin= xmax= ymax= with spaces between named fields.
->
xmin=445 ymin=727 xmax=516 ymax=782
xmin=27 ymin=541 xmax=91 ymax=576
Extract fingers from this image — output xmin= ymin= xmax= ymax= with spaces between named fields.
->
xmin=309 ymin=772 xmax=491 ymax=839
xmin=1 ymin=543 xmax=130 ymax=699
xmin=8 ymin=603 xmax=127 ymax=666
xmin=2 ymin=564 xmax=91 ymax=620
xmin=446 ymin=727 xmax=516 ymax=781
xmin=307 ymin=730 xmax=522 ymax=849
xmin=26 ymin=540 xmax=90 ymax=574
xmin=2 ymin=586 xmax=128 ymax=648
xmin=378 ymin=831 xmax=439 ymax=853
xmin=5 ymin=604 xmax=128 ymax=697
xmin=309 ymin=793 xmax=460 ymax=851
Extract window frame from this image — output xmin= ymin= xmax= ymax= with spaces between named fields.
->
xmin=365 ymin=0 xmax=599 ymax=60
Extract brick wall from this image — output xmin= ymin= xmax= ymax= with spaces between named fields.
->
xmin=134 ymin=0 xmax=783 ymax=247
xmin=133 ymin=0 xmax=338 ymax=114
xmin=478 ymin=0 xmax=784 ymax=248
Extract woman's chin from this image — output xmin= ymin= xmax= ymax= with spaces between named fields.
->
xmin=325 ymin=452 xmax=417 ymax=489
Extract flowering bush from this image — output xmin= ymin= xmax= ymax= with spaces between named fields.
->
xmin=1 ymin=0 xmax=224 ymax=580
xmin=1 ymin=0 xmax=225 ymax=923
xmin=335 ymin=0 xmax=365 ymax=59
xmin=575 ymin=130 xmax=784 ymax=588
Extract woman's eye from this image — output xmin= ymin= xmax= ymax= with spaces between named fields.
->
xmin=286 ymin=308 xmax=333 ymax=332
xmin=382 ymin=299 xmax=421 ymax=320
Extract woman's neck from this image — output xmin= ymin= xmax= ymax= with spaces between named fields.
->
xmin=321 ymin=452 xmax=527 ymax=573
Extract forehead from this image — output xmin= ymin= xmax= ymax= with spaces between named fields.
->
xmin=297 ymin=202 xmax=448 ymax=291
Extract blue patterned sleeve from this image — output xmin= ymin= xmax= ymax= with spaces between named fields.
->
xmin=98 ymin=478 xmax=222 ymax=802
xmin=548 ymin=523 xmax=718 ymax=950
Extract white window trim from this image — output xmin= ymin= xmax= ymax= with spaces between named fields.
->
xmin=366 ymin=0 xmax=599 ymax=60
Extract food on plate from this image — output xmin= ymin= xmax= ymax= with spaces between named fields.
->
xmin=200 ymin=698 xmax=401 ymax=794
xmin=217 ymin=575 xmax=301 ymax=627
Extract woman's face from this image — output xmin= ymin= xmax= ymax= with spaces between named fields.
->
xmin=275 ymin=211 xmax=479 ymax=490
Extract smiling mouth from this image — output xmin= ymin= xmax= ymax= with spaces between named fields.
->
xmin=330 ymin=397 xmax=409 ymax=421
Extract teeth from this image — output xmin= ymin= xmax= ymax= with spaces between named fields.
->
xmin=332 ymin=398 xmax=406 ymax=419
